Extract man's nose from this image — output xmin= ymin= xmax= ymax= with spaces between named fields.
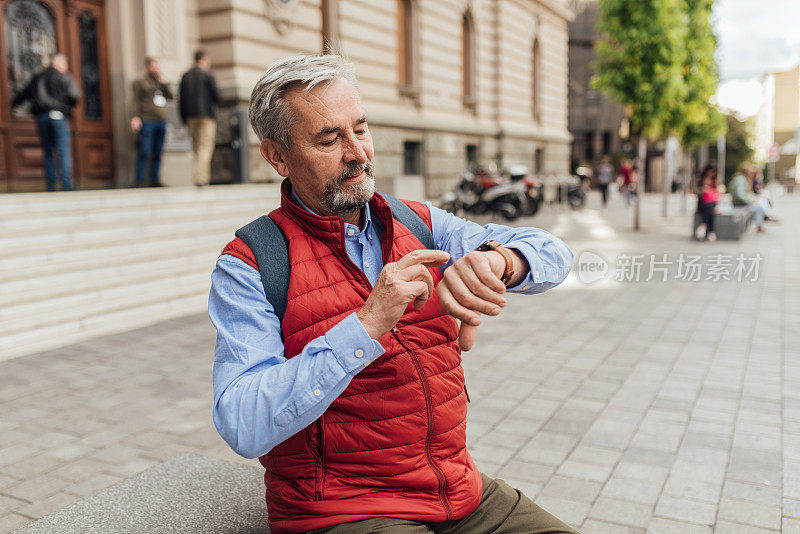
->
xmin=342 ymin=131 xmax=367 ymax=165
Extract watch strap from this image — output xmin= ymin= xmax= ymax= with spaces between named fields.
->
xmin=477 ymin=240 xmax=515 ymax=286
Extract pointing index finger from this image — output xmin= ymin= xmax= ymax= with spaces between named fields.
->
xmin=396 ymin=249 xmax=451 ymax=269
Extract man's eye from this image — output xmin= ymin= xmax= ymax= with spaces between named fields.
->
xmin=355 ymin=129 xmax=366 ymax=135
xmin=321 ymin=138 xmax=337 ymax=146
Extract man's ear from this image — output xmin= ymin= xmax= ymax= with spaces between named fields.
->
xmin=261 ymin=139 xmax=290 ymax=178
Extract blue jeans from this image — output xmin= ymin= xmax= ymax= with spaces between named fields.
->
xmin=135 ymin=120 xmax=167 ymax=186
xmin=35 ymin=113 xmax=73 ymax=191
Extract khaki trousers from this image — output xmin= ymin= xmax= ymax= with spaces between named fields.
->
xmin=186 ymin=116 xmax=216 ymax=186
xmin=307 ymin=474 xmax=577 ymax=534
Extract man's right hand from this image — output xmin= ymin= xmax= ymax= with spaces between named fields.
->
xmin=130 ymin=117 xmax=142 ymax=132
xmin=357 ymin=250 xmax=450 ymax=339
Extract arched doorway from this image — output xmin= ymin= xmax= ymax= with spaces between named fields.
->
xmin=0 ymin=0 xmax=113 ymax=192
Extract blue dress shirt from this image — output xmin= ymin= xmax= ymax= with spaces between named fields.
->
xmin=209 ymin=199 xmax=573 ymax=458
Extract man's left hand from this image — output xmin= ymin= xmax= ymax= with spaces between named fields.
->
xmin=437 ymin=251 xmax=508 ymax=352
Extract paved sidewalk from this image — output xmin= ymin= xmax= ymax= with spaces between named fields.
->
xmin=1 ymin=191 xmax=798 ymax=533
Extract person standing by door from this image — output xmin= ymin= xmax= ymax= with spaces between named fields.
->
xmin=179 ymin=50 xmax=220 ymax=187
xmin=11 ymin=53 xmax=82 ymax=191
xmin=131 ymin=57 xmax=173 ymax=187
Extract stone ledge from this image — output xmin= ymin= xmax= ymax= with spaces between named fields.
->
xmin=16 ymin=453 xmax=270 ymax=534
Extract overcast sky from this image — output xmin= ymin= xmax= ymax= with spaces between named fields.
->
xmin=713 ymin=0 xmax=800 ymax=116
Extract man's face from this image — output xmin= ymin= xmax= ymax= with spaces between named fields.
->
xmin=269 ymin=77 xmax=375 ymax=217
xmin=147 ymin=60 xmax=160 ymax=77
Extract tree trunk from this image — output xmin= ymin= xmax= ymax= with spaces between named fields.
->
xmin=636 ymin=135 xmax=646 ymax=231
xmin=663 ymin=135 xmax=677 ymax=218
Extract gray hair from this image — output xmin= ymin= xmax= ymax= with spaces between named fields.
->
xmin=248 ymin=54 xmax=359 ymax=148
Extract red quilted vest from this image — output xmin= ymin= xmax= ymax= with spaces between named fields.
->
xmin=220 ymin=181 xmax=482 ymax=533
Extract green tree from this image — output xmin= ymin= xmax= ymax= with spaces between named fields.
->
xmin=719 ymin=113 xmax=754 ymax=186
xmin=592 ymin=0 xmax=686 ymax=229
xmin=674 ymin=0 xmax=726 ymax=150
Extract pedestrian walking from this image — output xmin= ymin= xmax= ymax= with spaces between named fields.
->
xmin=131 ymin=57 xmax=173 ymax=187
xmin=618 ymin=158 xmax=636 ymax=205
xmin=10 ymin=53 xmax=81 ymax=191
xmin=179 ymin=50 xmax=220 ymax=187
xmin=596 ymin=155 xmax=613 ymax=206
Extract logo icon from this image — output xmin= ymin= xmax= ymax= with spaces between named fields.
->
xmin=577 ymin=250 xmax=609 ymax=285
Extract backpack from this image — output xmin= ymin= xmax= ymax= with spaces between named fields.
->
xmin=235 ymin=194 xmax=434 ymax=321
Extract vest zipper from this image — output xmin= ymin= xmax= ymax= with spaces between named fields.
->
xmin=391 ymin=325 xmax=453 ymax=521
xmin=307 ymin=419 xmax=325 ymax=501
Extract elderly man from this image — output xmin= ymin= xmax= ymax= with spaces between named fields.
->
xmin=209 ymin=54 xmax=575 ymax=534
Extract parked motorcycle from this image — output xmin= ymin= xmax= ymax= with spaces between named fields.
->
xmin=439 ymin=167 xmax=526 ymax=221
xmin=508 ymin=165 xmax=543 ymax=216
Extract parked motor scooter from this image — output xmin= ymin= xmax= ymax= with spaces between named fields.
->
xmin=508 ymin=165 xmax=543 ymax=216
xmin=439 ymin=167 xmax=526 ymax=220
xmin=566 ymin=172 xmax=588 ymax=209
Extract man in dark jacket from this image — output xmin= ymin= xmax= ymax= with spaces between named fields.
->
xmin=179 ymin=50 xmax=220 ymax=186
xmin=131 ymin=57 xmax=173 ymax=187
xmin=11 ymin=53 xmax=81 ymax=191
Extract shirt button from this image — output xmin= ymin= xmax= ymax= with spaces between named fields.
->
xmin=523 ymin=284 xmax=531 ymax=290
xmin=313 ymin=388 xmax=321 ymax=397
xmin=355 ymin=349 xmax=364 ymax=358
xmin=347 ymin=228 xmax=355 ymax=236
xmin=364 ymin=360 xmax=372 ymax=367
xmin=364 ymin=261 xmax=370 ymax=268
xmin=368 ymin=234 xmax=373 ymax=240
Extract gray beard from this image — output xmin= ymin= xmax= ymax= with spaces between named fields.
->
xmin=322 ymin=162 xmax=376 ymax=215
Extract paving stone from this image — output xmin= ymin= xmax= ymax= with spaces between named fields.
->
xmin=653 ymin=495 xmax=717 ymax=526
xmin=600 ymin=477 xmax=662 ymax=506
xmin=713 ymin=520 xmax=779 ymax=533
xmin=580 ymin=518 xmax=644 ymax=533
xmin=589 ymin=496 xmax=652 ymax=529
xmin=540 ymin=475 xmax=603 ymax=503
xmin=646 ymin=517 xmax=712 ymax=533
xmin=716 ymin=497 xmax=781 ymax=530
xmin=534 ymin=494 xmax=591 ymax=527
xmin=0 ymin=512 xmax=30 ymax=533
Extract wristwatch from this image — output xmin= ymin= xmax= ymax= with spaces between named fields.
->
xmin=476 ymin=240 xmax=515 ymax=286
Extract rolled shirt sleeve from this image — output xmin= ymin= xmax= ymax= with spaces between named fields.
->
xmin=427 ymin=202 xmax=574 ymax=294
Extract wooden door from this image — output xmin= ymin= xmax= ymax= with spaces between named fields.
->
xmin=0 ymin=0 xmax=113 ymax=192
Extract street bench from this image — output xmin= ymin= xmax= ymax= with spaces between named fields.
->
xmin=693 ymin=206 xmax=752 ymax=241
xmin=17 ymin=454 xmax=270 ymax=534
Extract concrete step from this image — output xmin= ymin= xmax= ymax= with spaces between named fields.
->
xmin=0 ymin=270 xmax=210 ymax=337
xmin=0 ymin=183 xmax=281 ymax=361
xmin=0 ymin=230 xmax=231 ymax=282
xmin=0 ymin=249 xmax=217 ymax=308
xmin=0 ymin=198 xmax=271 ymax=236
xmin=0 ymin=292 xmax=208 ymax=362
xmin=0 ymin=184 xmax=280 ymax=218
xmin=0 ymin=212 xmax=260 ymax=258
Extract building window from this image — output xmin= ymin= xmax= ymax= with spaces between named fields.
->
xmin=5 ymin=0 xmax=57 ymax=117
xmin=602 ymin=131 xmax=612 ymax=156
xmin=534 ymin=148 xmax=544 ymax=174
xmin=321 ymin=0 xmax=339 ymax=53
xmin=461 ymin=10 xmax=476 ymax=109
xmin=532 ymin=38 xmax=542 ymax=122
xmin=466 ymin=144 xmax=478 ymax=168
xmin=403 ymin=141 xmax=422 ymax=175
xmin=78 ymin=10 xmax=102 ymax=120
xmin=397 ymin=0 xmax=417 ymax=95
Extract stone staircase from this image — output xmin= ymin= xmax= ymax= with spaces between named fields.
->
xmin=0 ymin=184 xmax=281 ymax=361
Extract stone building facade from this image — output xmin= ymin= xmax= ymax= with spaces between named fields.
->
xmin=1 ymin=0 xmax=573 ymax=196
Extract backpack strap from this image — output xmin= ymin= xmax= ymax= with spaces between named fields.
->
xmin=235 ymin=215 xmax=290 ymax=322
xmin=382 ymin=194 xmax=434 ymax=250
xmin=235 ymin=196 xmax=433 ymax=322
